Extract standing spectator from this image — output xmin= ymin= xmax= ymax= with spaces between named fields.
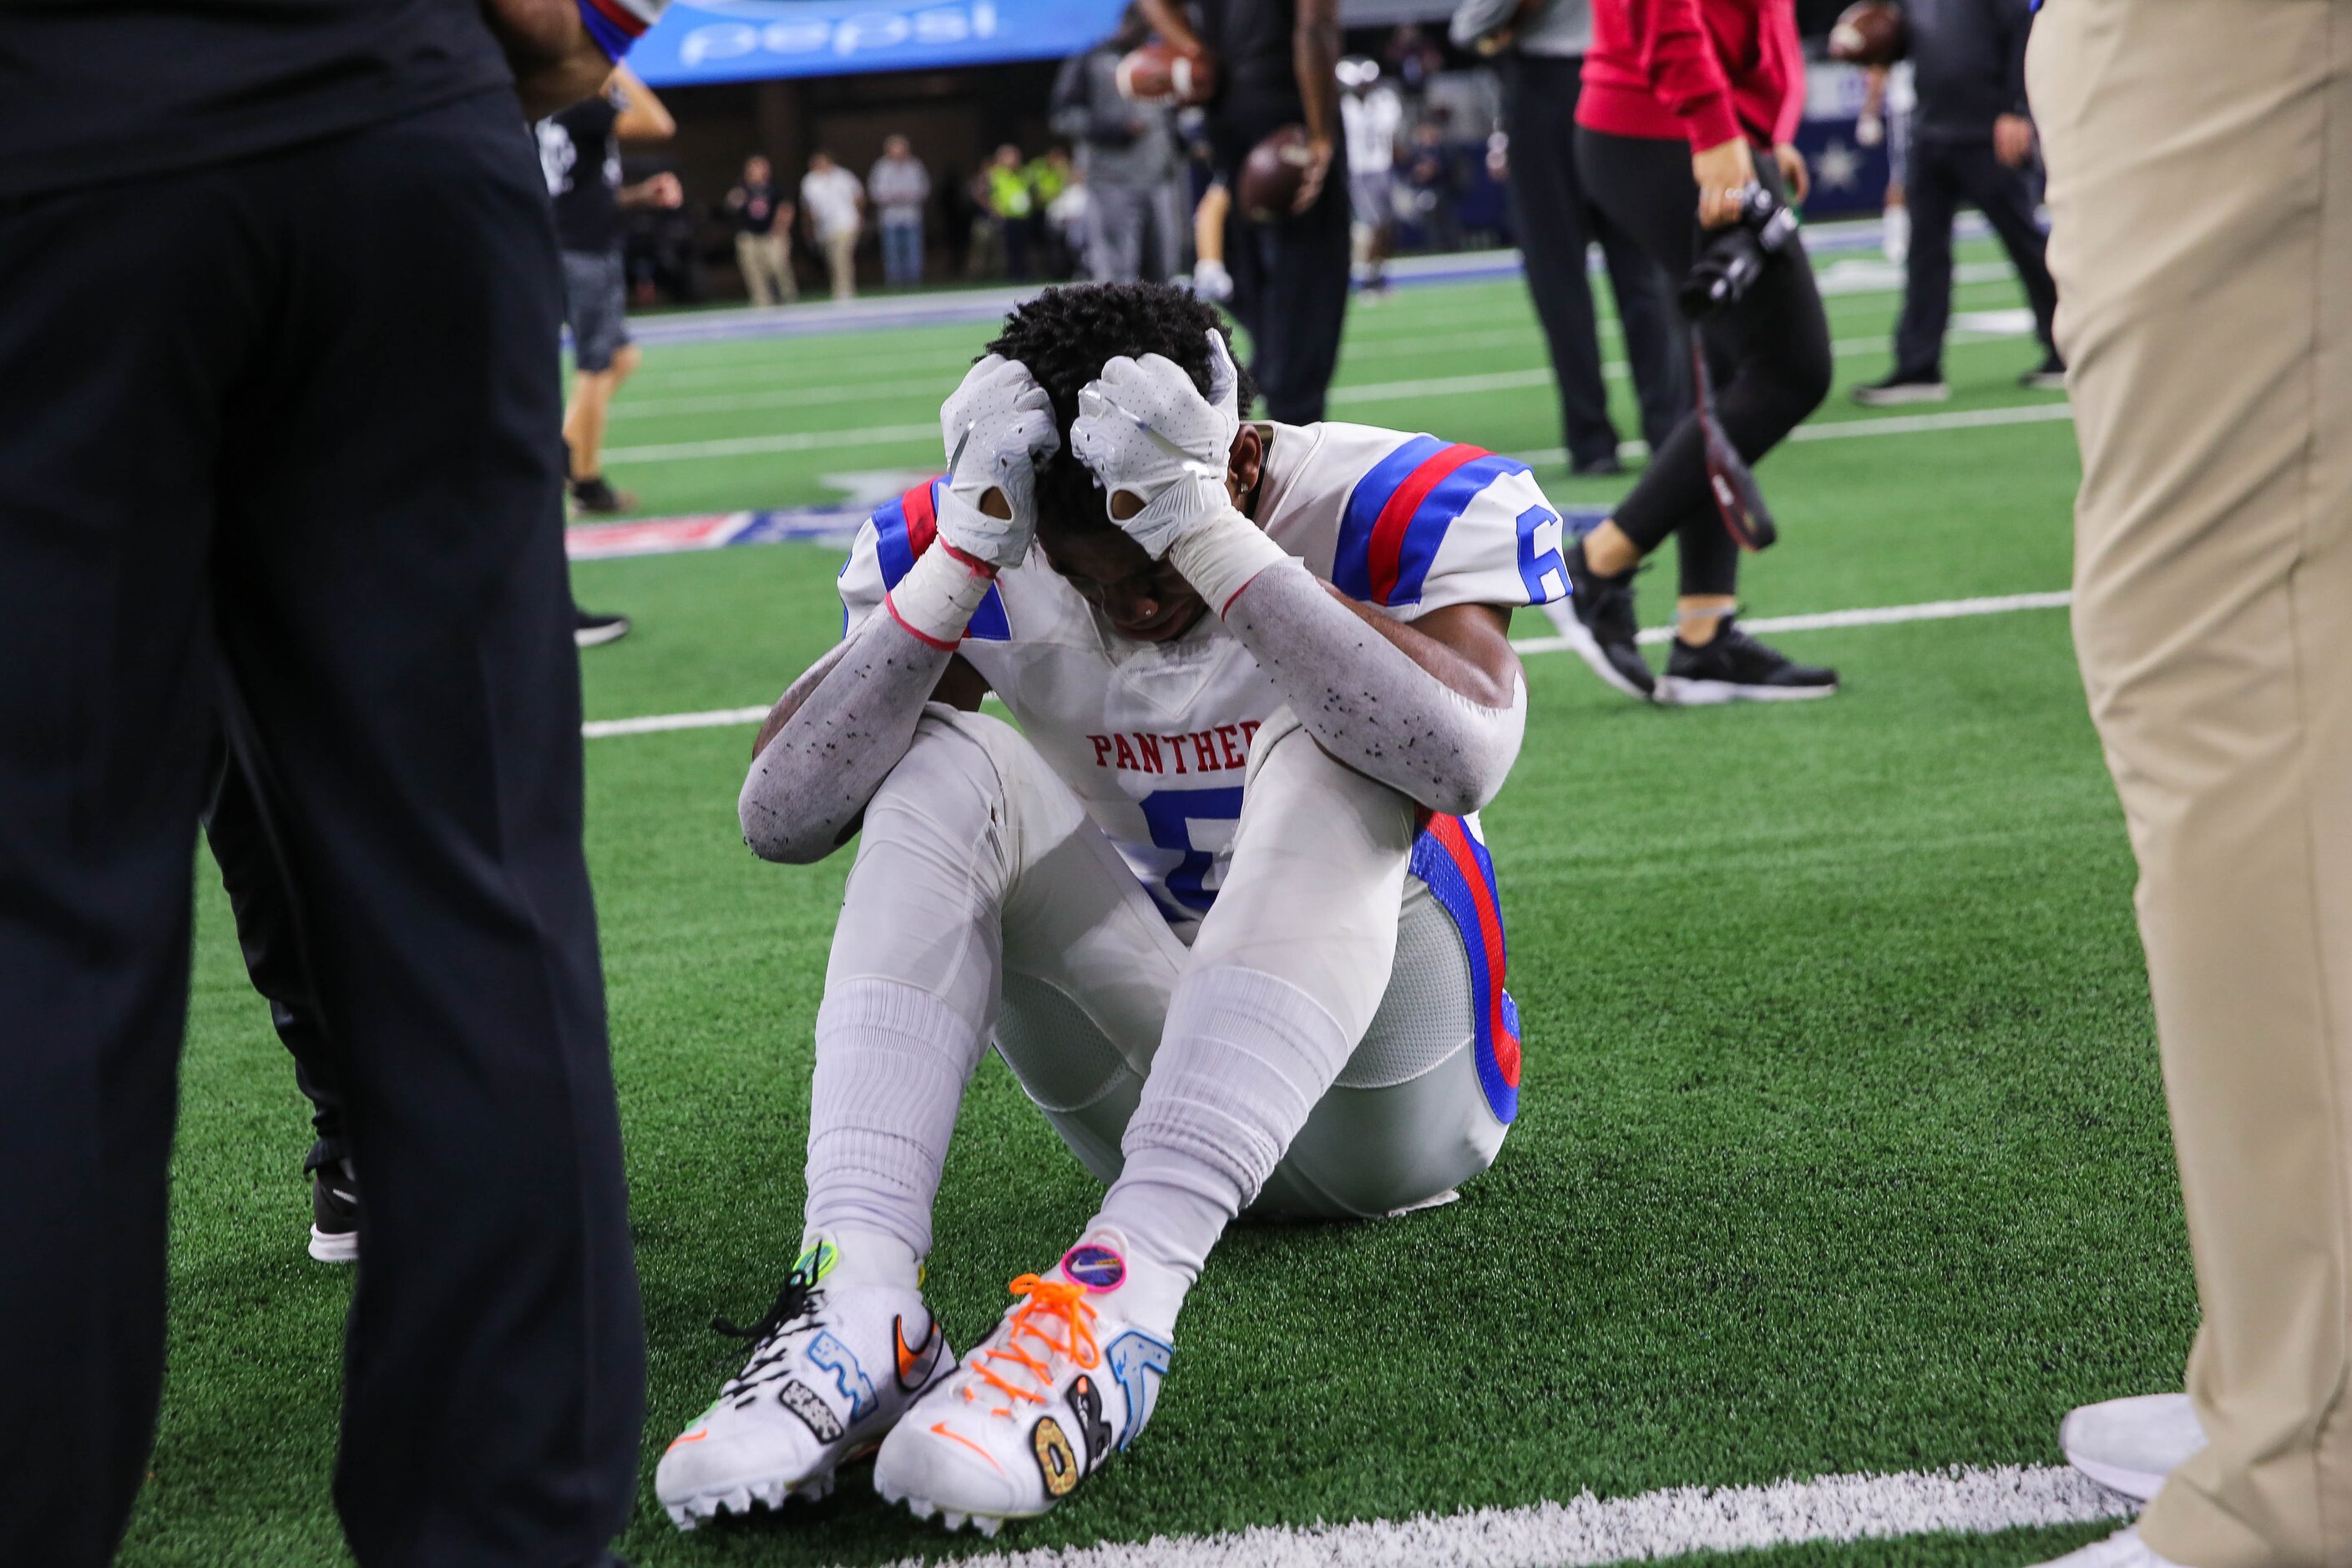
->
xmin=1852 ymin=0 xmax=2061 ymax=404
xmin=726 ymin=153 xmax=797 ymax=306
xmin=985 ymin=143 xmax=1039 ymax=280
xmin=1454 ymin=0 xmax=1685 ymax=475
xmin=800 ymin=149 xmax=865 ymax=301
xmin=1027 ymin=146 xmax=1079 ymax=276
xmin=0 ymin=3 xmax=647 ymax=1561
xmin=1384 ymin=21 xmax=1444 ymax=103
xmin=1338 ymin=58 xmax=1403 ymax=295
xmin=1401 ymin=120 xmax=1464 ymax=253
xmin=1561 ymin=0 xmax=1839 ymax=703
xmin=1053 ymin=8 xmax=1190 ymax=283
xmin=539 ymin=64 xmax=680 ymax=520
xmin=868 ymin=134 xmax=932 ymax=286
xmin=2024 ymin=3 xmax=2352 ymax=1566
xmin=1140 ymin=0 xmax=1352 ymax=423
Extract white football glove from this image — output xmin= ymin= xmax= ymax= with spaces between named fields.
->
xmin=936 ymin=355 xmax=1060 ymax=570
xmin=1069 ymin=330 xmax=1242 ymax=560
xmin=1190 ymin=258 xmax=1234 ymax=303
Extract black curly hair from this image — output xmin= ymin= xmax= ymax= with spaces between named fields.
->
xmin=984 ymin=282 xmax=1256 ymax=537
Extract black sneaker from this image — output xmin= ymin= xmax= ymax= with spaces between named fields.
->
xmin=575 ymin=606 xmax=632 ymax=648
xmin=1568 ymin=453 xmax=1625 ymax=478
xmin=1661 ymin=616 xmax=1838 ymax=705
xmin=1546 ymin=539 xmax=1655 ymax=701
xmin=1850 ymin=372 xmax=1950 ymax=407
xmin=308 ymin=1155 xmax=360 ymax=1264
xmin=2019 ymin=352 xmax=2067 ymax=391
xmin=569 ymin=474 xmax=635 ymax=516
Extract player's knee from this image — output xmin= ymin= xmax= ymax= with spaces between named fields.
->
xmin=862 ymin=705 xmax=1024 ymax=844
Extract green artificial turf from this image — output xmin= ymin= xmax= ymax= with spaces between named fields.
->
xmin=123 ymin=239 xmax=2189 ymax=1567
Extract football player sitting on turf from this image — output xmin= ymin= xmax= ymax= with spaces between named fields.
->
xmin=658 ymin=283 xmax=1563 ymax=1535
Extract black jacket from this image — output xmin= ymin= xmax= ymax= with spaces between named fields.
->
xmin=1906 ymin=0 xmax=2033 ymax=145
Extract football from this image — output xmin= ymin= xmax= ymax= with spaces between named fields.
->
xmin=1115 ymin=41 xmax=1216 ymax=106
xmin=1827 ymin=0 xmax=1908 ymax=65
xmin=1237 ymin=125 xmax=1317 ymax=222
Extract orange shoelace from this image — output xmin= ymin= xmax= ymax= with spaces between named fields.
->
xmin=963 ymin=1274 xmax=1100 ymax=1418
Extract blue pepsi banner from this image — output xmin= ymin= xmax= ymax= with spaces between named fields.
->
xmin=630 ymin=0 xmax=1129 ymax=85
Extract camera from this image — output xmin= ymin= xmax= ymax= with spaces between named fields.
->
xmin=1678 ymin=185 xmax=1800 ymax=318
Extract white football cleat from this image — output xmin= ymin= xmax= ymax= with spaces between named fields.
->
xmin=873 ymin=1229 xmax=1175 ymax=1535
xmin=2027 ymin=1526 xmax=2188 ymax=1568
xmin=656 ymin=1236 xmax=954 ymax=1530
xmin=2061 ymin=1392 xmax=2205 ymax=1502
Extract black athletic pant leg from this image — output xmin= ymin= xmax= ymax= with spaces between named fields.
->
xmin=203 ymin=737 xmax=350 ymax=1167
xmin=0 ymin=144 xmax=247 ymax=1568
xmin=210 ymin=96 xmax=645 ymax=1568
xmin=0 ymin=91 xmax=644 ymax=1568
xmin=1229 ymin=170 xmax=1353 ymax=423
xmin=1894 ymin=138 xmax=1964 ymax=379
xmin=1951 ymin=142 xmax=2061 ymax=359
xmin=1505 ymin=55 xmax=1687 ymax=463
xmin=1576 ymin=129 xmax=1834 ymax=598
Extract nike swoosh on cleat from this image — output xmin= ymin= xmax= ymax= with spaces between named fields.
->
xmin=895 ymin=1318 xmax=940 ymax=1388
xmin=930 ymin=1423 xmax=1007 ymax=1474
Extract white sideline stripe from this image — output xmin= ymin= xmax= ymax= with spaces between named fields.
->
xmin=579 ymin=591 xmax=2073 ymax=740
xmin=847 ymin=1464 xmax=2132 ymax=1568
xmin=606 ymin=366 xmax=2067 ymax=466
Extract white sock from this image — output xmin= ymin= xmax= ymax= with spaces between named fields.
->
xmin=1093 ymin=965 xmax=1353 ymax=1327
xmin=803 ymin=977 xmax=984 ymax=1261
xmin=804 ymin=1224 xmax=923 ymax=1293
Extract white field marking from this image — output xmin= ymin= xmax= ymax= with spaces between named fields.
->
xmin=1514 ymin=589 xmax=2075 ymax=655
xmin=580 ymin=590 xmax=2072 ymax=740
xmin=615 ymin=326 xmax=2019 ymax=422
xmin=843 ymin=1465 xmax=2131 ymax=1568
xmin=618 ymin=262 xmax=2024 ymax=397
xmin=1509 ymin=402 xmax=2076 ymax=470
xmin=603 ymin=422 xmax=938 ymax=463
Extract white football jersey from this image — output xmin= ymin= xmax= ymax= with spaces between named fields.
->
xmin=837 ymin=419 xmax=1570 ymax=927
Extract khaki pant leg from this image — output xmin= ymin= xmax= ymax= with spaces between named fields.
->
xmin=2030 ymin=3 xmax=2352 ymax=1563
xmin=732 ymin=232 xmax=772 ymax=306
xmin=826 ymin=231 xmax=857 ymax=299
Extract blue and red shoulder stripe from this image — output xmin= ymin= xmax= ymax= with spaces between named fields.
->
xmin=1334 ymin=435 xmax=1532 ymax=608
xmin=859 ymin=478 xmax=1012 ymax=642
xmin=576 ymin=0 xmax=658 ymax=60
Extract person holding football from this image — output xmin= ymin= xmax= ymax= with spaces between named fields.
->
xmin=655 ymin=282 xmax=1557 ymax=1534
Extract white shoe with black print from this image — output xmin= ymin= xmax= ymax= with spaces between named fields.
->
xmin=656 ymin=1234 xmax=953 ymax=1530
xmin=873 ymin=1228 xmax=1176 ymax=1535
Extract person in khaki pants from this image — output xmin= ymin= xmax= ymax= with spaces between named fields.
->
xmin=2026 ymin=1 xmax=2352 ymax=1565
xmin=726 ymin=154 xmax=796 ymax=306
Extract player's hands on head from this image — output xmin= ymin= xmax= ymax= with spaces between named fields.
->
xmin=938 ymin=355 xmax=1060 ymax=570
xmin=1070 ymin=329 xmax=1242 ymax=559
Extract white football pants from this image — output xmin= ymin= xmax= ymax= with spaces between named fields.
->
xmin=807 ymin=702 xmax=1514 ymax=1253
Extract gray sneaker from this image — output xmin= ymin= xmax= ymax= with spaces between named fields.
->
xmin=2061 ymin=1392 xmax=2204 ymax=1501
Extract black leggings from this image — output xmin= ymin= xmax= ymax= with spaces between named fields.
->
xmin=1575 ymin=128 xmax=1833 ymax=597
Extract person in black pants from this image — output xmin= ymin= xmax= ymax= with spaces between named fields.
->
xmin=1141 ymin=0 xmax=1351 ymax=423
xmin=202 ymin=740 xmax=363 ymax=1263
xmin=1853 ymin=0 xmax=2062 ymax=403
xmin=1454 ymin=0 xmax=1687 ymax=475
xmin=0 ymin=4 xmax=646 ymax=1564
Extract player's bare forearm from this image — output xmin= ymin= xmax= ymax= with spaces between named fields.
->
xmin=481 ymin=0 xmax=611 ymax=117
xmin=1135 ymin=0 xmax=1204 ymax=53
xmin=739 ymin=616 xmax=984 ymax=863
xmin=1295 ymin=0 xmax=1343 ymax=147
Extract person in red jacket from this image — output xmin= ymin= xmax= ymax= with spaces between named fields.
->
xmin=1545 ymin=0 xmax=1838 ymax=705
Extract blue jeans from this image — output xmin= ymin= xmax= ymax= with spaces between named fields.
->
xmin=880 ymin=218 xmax=923 ymax=285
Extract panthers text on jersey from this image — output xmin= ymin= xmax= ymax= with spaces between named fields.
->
xmin=836 ymin=419 xmax=1568 ymax=928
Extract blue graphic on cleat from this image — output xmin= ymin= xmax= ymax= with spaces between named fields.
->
xmin=807 ymin=1330 xmax=878 ymax=1422
xmin=1104 ymin=1329 xmax=1172 ymax=1449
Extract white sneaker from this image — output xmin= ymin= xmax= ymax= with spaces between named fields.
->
xmin=656 ymin=1235 xmax=953 ymax=1530
xmin=873 ymin=1229 xmax=1176 ymax=1535
xmin=2030 ymin=1526 xmax=2188 ymax=1568
xmin=2061 ymin=1392 xmax=2205 ymax=1501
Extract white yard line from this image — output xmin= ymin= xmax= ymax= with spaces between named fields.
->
xmin=582 ymin=590 xmax=2073 ymax=740
xmin=838 ymin=1464 xmax=2130 ymax=1568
